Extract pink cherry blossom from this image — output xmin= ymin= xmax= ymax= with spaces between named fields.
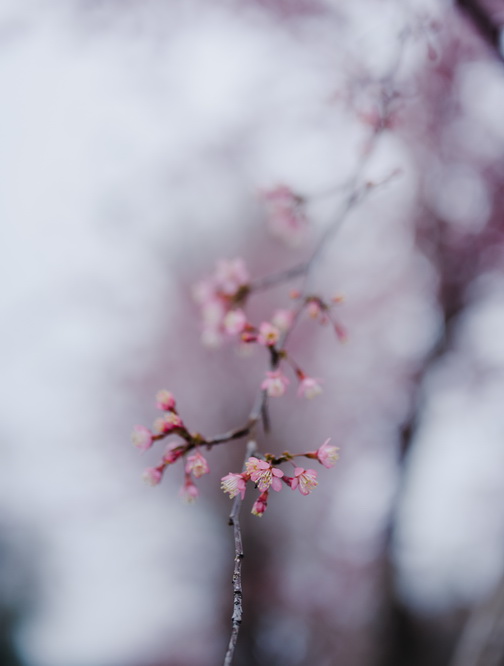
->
xmin=251 ymin=491 xmax=269 ymax=517
xmin=297 ymin=376 xmax=323 ymax=399
xmin=307 ymin=300 xmax=323 ymax=319
xmin=221 ymin=473 xmax=247 ymax=499
xmin=131 ymin=425 xmax=153 ymax=451
xmin=257 ymin=322 xmax=281 ymax=347
xmin=155 ymin=389 xmax=176 ymax=411
xmin=245 ymin=457 xmax=284 ymax=492
xmin=244 ymin=457 xmax=262 ymax=476
xmin=263 ymin=185 xmax=308 ymax=247
xmin=241 ymin=329 xmax=257 ymax=343
xmin=223 ymin=309 xmax=247 ymax=336
xmin=333 ymin=321 xmax=347 ymax=342
xmin=192 ymin=259 xmax=251 ymax=348
xmin=271 ymin=308 xmax=294 ymax=332
xmin=142 ymin=467 xmax=163 ymax=486
xmin=261 ymin=370 xmax=290 ymax=397
xmin=153 ymin=412 xmax=183 ymax=435
xmin=214 ymin=257 xmax=249 ymax=296
xmin=315 ymin=438 xmax=340 ymax=468
xmin=163 ymin=442 xmax=184 ymax=465
xmin=291 ymin=467 xmax=318 ymax=495
xmin=185 ymin=450 xmax=210 ymax=478
xmin=180 ymin=476 xmax=199 ymax=503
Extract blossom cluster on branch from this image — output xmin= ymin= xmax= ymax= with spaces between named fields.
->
xmin=131 ymin=185 xmax=343 ymax=517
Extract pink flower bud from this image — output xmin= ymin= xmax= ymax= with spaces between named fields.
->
xmin=297 ymin=376 xmax=323 ymax=399
xmin=241 ymin=329 xmax=257 ymax=343
xmin=185 ymin=451 xmax=210 ymax=478
xmin=131 ymin=425 xmax=153 ymax=451
xmin=155 ymin=389 xmax=176 ymax=411
xmin=163 ymin=442 xmax=184 ymax=464
xmin=153 ymin=412 xmax=183 ymax=435
xmin=261 ymin=370 xmax=290 ymax=398
xmin=333 ymin=322 xmax=347 ymax=342
xmin=307 ymin=301 xmax=322 ymax=319
xmin=180 ymin=476 xmax=199 ymax=503
xmin=251 ymin=491 xmax=269 ymax=517
xmin=257 ymin=322 xmax=281 ymax=347
xmin=142 ymin=467 xmax=163 ymax=486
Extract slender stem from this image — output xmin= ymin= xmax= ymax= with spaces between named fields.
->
xmin=223 ymin=440 xmax=257 ymax=666
xmin=250 ymin=262 xmax=309 ymax=292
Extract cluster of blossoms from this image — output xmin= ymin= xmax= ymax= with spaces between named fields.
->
xmin=192 ymin=257 xmax=250 ymax=348
xmin=192 ymin=260 xmax=346 ymax=402
xmin=220 ymin=439 xmax=339 ymax=517
xmin=132 ymin=184 xmax=345 ymax=515
xmin=131 ymin=390 xmax=210 ymax=502
xmin=131 ymin=386 xmax=339 ymax=516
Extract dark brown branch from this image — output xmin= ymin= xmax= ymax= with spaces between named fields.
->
xmin=223 ymin=440 xmax=257 ymax=666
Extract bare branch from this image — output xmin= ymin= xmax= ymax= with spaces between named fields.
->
xmin=223 ymin=439 xmax=257 ymax=666
xmin=249 ymin=261 xmax=309 ymax=292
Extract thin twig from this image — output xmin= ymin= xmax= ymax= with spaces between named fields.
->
xmin=223 ymin=439 xmax=258 ymax=666
xmin=249 ymin=262 xmax=309 ymax=292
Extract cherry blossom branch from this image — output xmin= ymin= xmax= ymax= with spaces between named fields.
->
xmin=223 ymin=439 xmax=257 ymax=666
xmin=130 ymin=22 xmax=417 ymax=666
xmin=134 ymin=121 xmax=403 ymax=486
xmin=184 ymin=32 xmax=411 ymax=458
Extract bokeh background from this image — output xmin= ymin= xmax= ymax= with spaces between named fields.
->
xmin=2 ymin=1 xmax=504 ymax=665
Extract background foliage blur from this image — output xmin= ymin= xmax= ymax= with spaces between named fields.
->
xmin=1 ymin=1 xmax=504 ymax=665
